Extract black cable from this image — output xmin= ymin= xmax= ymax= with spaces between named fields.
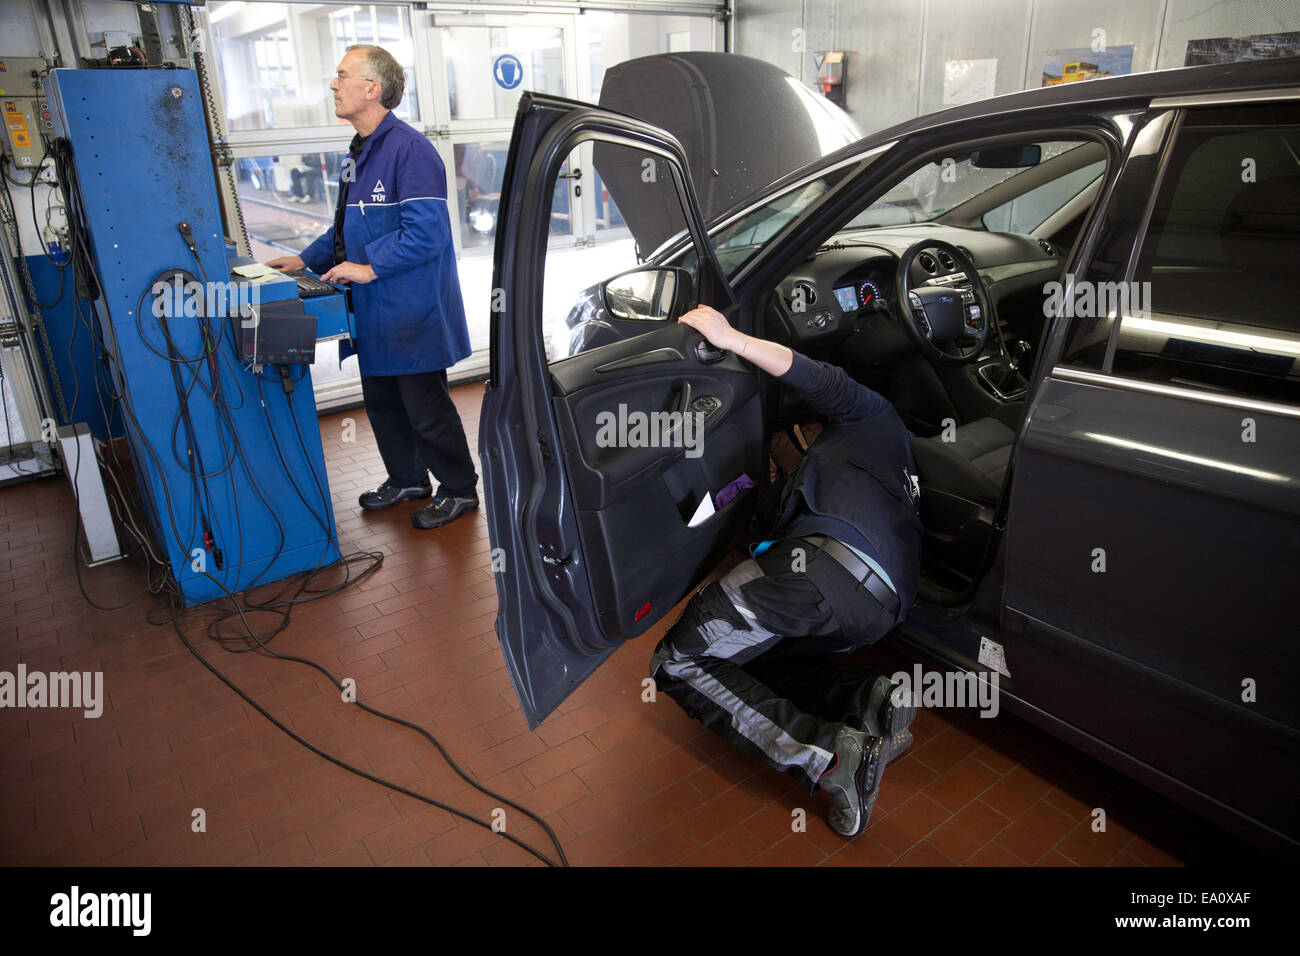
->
xmin=64 ymin=207 xmax=571 ymax=864
xmin=24 ymin=146 xmax=70 ymax=275
xmin=1 ymin=154 xmax=68 ymax=327
xmin=166 ymin=589 xmax=567 ymax=866
xmin=69 ymin=449 xmax=158 ymax=611
xmin=153 ymin=284 xmax=221 ymax=568
xmin=183 ymin=360 xmax=566 ymax=861
xmin=144 ymin=358 xmax=568 ymax=863
xmin=114 ymin=369 xmax=567 ymax=864
xmin=49 ymin=139 xmax=100 ymax=302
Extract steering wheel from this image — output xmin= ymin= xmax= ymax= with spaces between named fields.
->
xmin=893 ymin=239 xmax=992 ymax=366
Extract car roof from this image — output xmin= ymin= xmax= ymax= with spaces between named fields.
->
xmin=727 ymin=57 xmax=1299 ymax=222
xmin=871 ymin=56 xmax=1297 ymax=140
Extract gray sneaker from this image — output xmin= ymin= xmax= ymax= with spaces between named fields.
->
xmin=822 ymin=679 xmax=918 ymax=838
xmin=822 ymin=727 xmax=885 ymax=838
xmin=875 ymin=677 xmax=917 ymax=756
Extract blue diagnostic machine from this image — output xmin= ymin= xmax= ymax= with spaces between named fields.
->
xmin=43 ymin=68 xmax=353 ymax=604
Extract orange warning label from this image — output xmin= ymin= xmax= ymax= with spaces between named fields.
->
xmin=6 ymin=104 xmax=29 ymax=148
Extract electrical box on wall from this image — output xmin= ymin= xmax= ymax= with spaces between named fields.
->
xmin=0 ymin=56 xmax=51 ymax=168
xmin=814 ymin=51 xmax=846 ymax=109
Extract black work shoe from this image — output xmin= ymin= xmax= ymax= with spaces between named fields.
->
xmin=359 ymin=478 xmax=432 ymax=511
xmin=822 ymin=727 xmax=885 ymax=838
xmin=880 ymin=679 xmax=918 ymax=758
xmin=411 ymin=494 xmax=479 ymax=530
xmin=821 ymin=679 xmax=919 ymax=838
xmin=862 ymin=675 xmax=917 ymax=756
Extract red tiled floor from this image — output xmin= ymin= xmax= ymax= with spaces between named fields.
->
xmin=0 ymin=382 xmax=1270 ymax=867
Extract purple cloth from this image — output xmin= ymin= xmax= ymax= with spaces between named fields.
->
xmin=715 ymin=473 xmax=755 ymax=509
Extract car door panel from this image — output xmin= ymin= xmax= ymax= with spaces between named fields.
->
xmin=550 ymin=332 xmax=764 ymax=644
xmin=1003 ymin=97 xmax=1300 ymax=846
xmin=482 ymin=93 xmax=762 ymax=728
xmin=1005 ymin=375 xmax=1300 ymax=844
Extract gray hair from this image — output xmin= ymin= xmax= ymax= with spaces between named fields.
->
xmin=346 ymin=44 xmax=405 ymax=110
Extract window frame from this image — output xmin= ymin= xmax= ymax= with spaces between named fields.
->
xmin=1097 ymin=100 xmax=1300 ymax=408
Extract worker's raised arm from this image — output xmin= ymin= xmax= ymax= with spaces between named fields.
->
xmin=678 ymin=305 xmax=793 ymax=377
xmin=677 ymin=305 xmax=890 ymax=423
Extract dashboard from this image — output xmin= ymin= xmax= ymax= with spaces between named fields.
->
xmin=769 ymin=223 xmax=1063 ymax=352
xmin=831 ymin=274 xmax=889 ymax=314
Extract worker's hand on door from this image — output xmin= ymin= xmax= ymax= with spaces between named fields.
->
xmin=321 ymin=261 xmax=378 ymax=285
xmin=680 ymin=304 xmax=793 ymax=377
xmin=266 ymin=255 xmax=305 ymax=272
xmin=678 ymin=305 xmax=743 ymax=352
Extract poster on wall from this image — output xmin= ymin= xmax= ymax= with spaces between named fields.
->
xmin=943 ymin=58 xmax=998 ymax=105
xmin=1184 ymin=32 xmax=1299 ymax=65
xmin=1041 ymin=45 xmax=1134 ymax=86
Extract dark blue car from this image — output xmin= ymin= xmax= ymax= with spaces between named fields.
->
xmin=479 ymin=53 xmax=1300 ymax=858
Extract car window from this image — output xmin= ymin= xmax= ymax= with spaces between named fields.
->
xmin=1067 ymin=102 xmax=1300 ymax=406
xmin=847 ymin=141 xmax=1085 ymax=228
xmin=982 ymin=159 xmax=1106 ymax=235
xmin=542 ymin=142 xmax=701 ymax=361
xmin=706 ymin=164 xmax=861 ymax=278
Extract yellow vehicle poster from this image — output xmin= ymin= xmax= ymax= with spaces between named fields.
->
xmin=1041 ymin=45 xmax=1134 ymax=86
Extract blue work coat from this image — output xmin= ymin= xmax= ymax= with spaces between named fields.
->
xmin=301 ymin=112 xmax=470 ymax=376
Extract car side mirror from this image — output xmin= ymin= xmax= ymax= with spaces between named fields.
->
xmin=601 ymin=267 xmax=690 ymax=321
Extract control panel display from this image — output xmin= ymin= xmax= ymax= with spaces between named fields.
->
xmin=832 ymin=285 xmax=857 ymax=312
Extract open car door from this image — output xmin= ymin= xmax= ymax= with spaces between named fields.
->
xmin=481 ymin=93 xmax=766 ymax=728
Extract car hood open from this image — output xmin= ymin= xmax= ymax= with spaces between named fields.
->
xmin=596 ymin=52 xmax=863 ymax=253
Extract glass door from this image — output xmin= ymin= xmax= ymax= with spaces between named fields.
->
xmin=425 ymin=13 xmax=580 ymax=257
xmin=424 ymin=8 xmax=723 ymax=259
xmin=419 ymin=7 xmax=722 ymax=359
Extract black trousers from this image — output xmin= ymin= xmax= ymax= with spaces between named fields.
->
xmin=360 ymin=369 xmax=478 ymax=499
xmin=649 ymin=537 xmax=898 ymax=793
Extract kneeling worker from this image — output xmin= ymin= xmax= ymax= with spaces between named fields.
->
xmin=650 ymin=305 xmax=923 ymax=837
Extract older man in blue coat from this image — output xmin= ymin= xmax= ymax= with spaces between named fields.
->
xmin=268 ymin=44 xmax=478 ymax=530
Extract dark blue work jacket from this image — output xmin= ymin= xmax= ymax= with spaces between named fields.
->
xmin=302 ymin=111 xmax=470 ymax=376
xmin=772 ymin=353 xmax=924 ymax=618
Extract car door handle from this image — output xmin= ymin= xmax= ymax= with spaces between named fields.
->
xmin=672 ymin=379 xmax=693 ymax=417
xmin=694 ymin=339 xmax=726 ymax=364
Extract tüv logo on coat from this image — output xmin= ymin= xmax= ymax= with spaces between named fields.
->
xmin=370 ymin=178 xmax=386 ymax=202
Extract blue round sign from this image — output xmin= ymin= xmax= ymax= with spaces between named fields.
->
xmin=493 ymin=54 xmax=523 ymax=90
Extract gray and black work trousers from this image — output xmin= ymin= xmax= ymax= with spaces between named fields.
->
xmin=360 ymin=369 xmax=479 ymax=499
xmin=649 ymin=537 xmax=898 ymax=793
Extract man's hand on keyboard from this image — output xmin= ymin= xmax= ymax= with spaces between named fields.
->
xmin=266 ymin=255 xmax=305 ymax=272
xmin=321 ymin=261 xmax=377 ymax=285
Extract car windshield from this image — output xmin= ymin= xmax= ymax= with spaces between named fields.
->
xmin=847 ymin=141 xmax=1086 ymax=227
xmin=706 ymin=141 xmax=1087 ymax=278
xmin=708 ymin=163 xmax=862 ymax=277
